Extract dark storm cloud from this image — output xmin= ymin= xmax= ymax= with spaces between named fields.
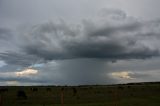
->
xmin=1 ymin=1 xmax=160 ymax=85
xmin=0 ymin=8 xmax=160 ymax=67
xmin=0 ymin=64 xmax=19 ymax=72
xmin=0 ymin=52 xmax=44 ymax=67
xmin=19 ymin=15 xmax=160 ymax=62
xmin=37 ymin=59 xmax=116 ymax=85
xmin=0 ymin=76 xmax=51 ymax=84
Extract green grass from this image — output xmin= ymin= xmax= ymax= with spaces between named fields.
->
xmin=0 ymin=83 xmax=160 ymax=106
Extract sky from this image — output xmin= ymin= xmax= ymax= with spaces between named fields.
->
xmin=0 ymin=0 xmax=160 ymax=85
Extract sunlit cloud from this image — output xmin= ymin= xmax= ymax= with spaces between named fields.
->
xmin=15 ymin=68 xmax=38 ymax=77
xmin=111 ymin=71 xmax=135 ymax=79
xmin=6 ymin=81 xmax=19 ymax=86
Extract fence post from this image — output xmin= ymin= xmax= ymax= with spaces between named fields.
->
xmin=61 ymin=88 xmax=64 ymax=106
xmin=53 ymin=94 xmax=54 ymax=106
xmin=0 ymin=94 xmax=2 ymax=106
xmin=114 ymin=89 xmax=117 ymax=106
xmin=112 ymin=88 xmax=118 ymax=106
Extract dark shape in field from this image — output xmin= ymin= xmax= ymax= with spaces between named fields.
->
xmin=46 ymin=88 xmax=51 ymax=92
xmin=17 ymin=90 xmax=27 ymax=99
xmin=127 ymin=86 xmax=131 ymax=89
xmin=72 ymin=87 xmax=77 ymax=96
xmin=30 ymin=88 xmax=38 ymax=92
xmin=0 ymin=88 xmax=8 ymax=93
xmin=118 ymin=86 xmax=124 ymax=90
xmin=61 ymin=87 xmax=64 ymax=91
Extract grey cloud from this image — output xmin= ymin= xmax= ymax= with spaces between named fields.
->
xmin=0 ymin=76 xmax=51 ymax=84
xmin=99 ymin=8 xmax=127 ymax=19
xmin=0 ymin=52 xmax=44 ymax=67
xmin=1 ymin=1 xmax=160 ymax=85
xmin=37 ymin=59 xmax=116 ymax=85
xmin=0 ymin=28 xmax=13 ymax=40
xmin=0 ymin=59 xmax=115 ymax=85
xmin=20 ymin=14 xmax=160 ymax=62
xmin=0 ymin=8 xmax=160 ymax=67
xmin=132 ymin=72 xmax=150 ymax=79
xmin=0 ymin=64 xmax=20 ymax=72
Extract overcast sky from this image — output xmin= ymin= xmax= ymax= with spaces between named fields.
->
xmin=1 ymin=0 xmax=160 ymax=85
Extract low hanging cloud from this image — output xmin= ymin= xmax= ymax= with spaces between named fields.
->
xmin=0 ymin=52 xmax=43 ymax=67
xmin=111 ymin=71 xmax=135 ymax=79
xmin=6 ymin=81 xmax=19 ymax=86
xmin=0 ymin=68 xmax=38 ymax=77
xmin=0 ymin=68 xmax=48 ymax=85
xmin=0 ymin=8 xmax=160 ymax=67
xmin=15 ymin=68 xmax=38 ymax=77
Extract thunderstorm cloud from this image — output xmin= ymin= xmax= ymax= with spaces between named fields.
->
xmin=0 ymin=0 xmax=160 ymax=85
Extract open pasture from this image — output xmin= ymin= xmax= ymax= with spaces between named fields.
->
xmin=0 ymin=82 xmax=160 ymax=106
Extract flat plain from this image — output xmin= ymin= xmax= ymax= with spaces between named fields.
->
xmin=0 ymin=82 xmax=160 ymax=106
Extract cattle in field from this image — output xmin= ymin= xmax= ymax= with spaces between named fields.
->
xmin=17 ymin=90 xmax=27 ymax=99
xmin=46 ymin=88 xmax=51 ymax=92
xmin=127 ymin=86 xmax=131 ymax=89
xmin=0 ymin=88 xmax=8 ymax=93
xmin=118 ymin=86 xmax=124 ymax=90
xmin=30 ymin=88 xmax=38 ymax=92
xmin=72 ymin=87 xmax=77 ymax=96
xmin=61 ymin=87 xmax=64 ymax=91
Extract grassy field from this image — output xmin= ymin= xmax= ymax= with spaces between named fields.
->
xmin=0 ymin=82 xmax=160 ymax=106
